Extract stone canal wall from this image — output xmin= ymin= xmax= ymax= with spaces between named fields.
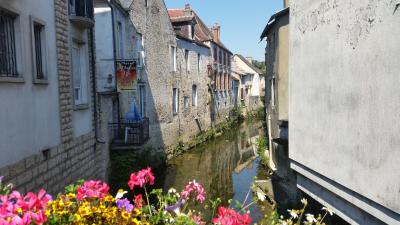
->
xmin=0 ymin=133 xmax=107 ymax=195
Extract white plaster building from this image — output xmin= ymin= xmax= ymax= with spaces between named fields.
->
xmin=232 ymin=54 xmax=265 ymax=112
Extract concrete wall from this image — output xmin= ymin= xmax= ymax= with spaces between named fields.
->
xmin=0 ymin=0 xmax=61 ymax=167
xmin=290 ymin=0 xmax=400 ymax=224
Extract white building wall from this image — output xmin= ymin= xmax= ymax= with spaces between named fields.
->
xmin=290 ymin=0 xmax=400 ymax=223
xmin=0 ymin=0 xmax=61 ymax=167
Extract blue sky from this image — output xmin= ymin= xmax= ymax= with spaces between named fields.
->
xmin=165 ymin=0 xmax=283 ymax=61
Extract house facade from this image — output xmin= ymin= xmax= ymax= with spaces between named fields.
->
xmin=232 ymin=54 xmax=265 ymax=113
xmin=0 ymin=0 xmax=108 ymax=194
xmin=168 ymin=4 xmax=213 ymax=144
xmin=290 ymin=0 xmax=400 ymax=224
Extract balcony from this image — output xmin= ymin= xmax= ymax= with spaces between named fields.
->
xmin=69 ymin=0 xmax=94 ymax=28
xmin=109 ymin=118 xmax=150 ymax=147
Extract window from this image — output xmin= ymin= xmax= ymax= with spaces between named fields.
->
xmin=192 ymin=85 xmax=197 ymax=106
xmin=72 ymin=41 xmax=89 ymax=106
xmin=32 ymin=20 xmax=46 ymax=81
xmin=271 ymin=78 xmax=276 ymax=108
xmin=213 ymin=47 xmax=217 ymax=61
xmin=173 ymin=88 xmax=179 ymax=113
xmin=0 ymin=9 xmax=18 ymax=77
xmin=197 ymin=53 xmax=200 ymax=74
xmin=170 ymin=46 xmax=176 ymax=71
xmin=139 ymin=85 xmax=146 ymax=117
xmin=219 ymin=50 xmax=222 ymax=64
xmin=145 ymin=0 xmax=148 ymax=7
xmin=116 ymin=21 xmax=124 ymax=59
xmin=185 ymin=49 xmax=190 ymax=72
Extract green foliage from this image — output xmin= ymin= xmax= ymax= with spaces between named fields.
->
xmin=256 ymin=136 xmax=269 ymax=167
xmin=64 ymin=179 xmax=84 ymax=194
xmin=252 ymin=60 xmax=266 ymax=74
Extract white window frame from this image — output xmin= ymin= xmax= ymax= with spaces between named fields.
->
xmin=72 ymin=40 xmax=89 ymax=108
xmin=170 ymin=46 xmax=177 ymax=72
xmin=30 ymin=16 xmax=48 ymax=84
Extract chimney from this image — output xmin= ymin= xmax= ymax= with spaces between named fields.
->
xmin=283 ymin=0 xmax=290 ymax=7
xmin=213 ymin=23 xmax=220 ymax=43
xmin=184 ymin=4 xmax=191 ymax=16
xmin=246 ymin=57 xmax=253 ymax=63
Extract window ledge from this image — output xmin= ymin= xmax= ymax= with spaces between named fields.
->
xmin=0 ymin=77 xmax=25 ymax=83
xmin=74 ymin=104 xmax=90 ymax=111
xmin=33 ymin=79 xmax=49 ymax=85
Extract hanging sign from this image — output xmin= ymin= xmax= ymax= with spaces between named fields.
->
xmin=116 ymin=60 xmax=137 ymax=92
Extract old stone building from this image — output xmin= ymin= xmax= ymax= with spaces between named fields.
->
xmin=0 ymin=0 xmax=108 ymax=194
xmin=289 ymin=0 xmax=400 ymax=224
xmin=168 ymin=4 xmax=213 ymax=144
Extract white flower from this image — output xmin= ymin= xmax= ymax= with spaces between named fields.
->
xmin=168 ymin=188 xmax=177 ymax=194
xmin=305 ymin=214 xmax=317 ymax=223
xmin=256 ymin=191 xmax=266 ymax=202
xmin=322 ymin=206 xmax=334 ymax=216
xmin=301 ymin=198 xmax=308 ymax=205
xmin=115 ymin=189 xmax=127 ymax=200
xmin=288 ymin=209 xmax=299 ymax=219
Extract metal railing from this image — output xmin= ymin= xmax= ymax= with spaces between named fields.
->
xmin=69 ymin=0 xmax=94 ymax=20
xmin=109 ymin=117 xmax=149 ymax=146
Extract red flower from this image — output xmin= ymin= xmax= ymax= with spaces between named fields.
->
xmin=133 ymin=194 xmax=145 ymax=208
xmin=212 ymin=207 xmax=252 ymax=225
xmin=128 ymin=167 xmax=155 ymax=190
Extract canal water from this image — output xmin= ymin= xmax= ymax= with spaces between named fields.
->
xmin=162 ymin=121 xmax=274 ymax=223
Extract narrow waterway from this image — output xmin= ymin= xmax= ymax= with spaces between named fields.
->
xmin=162 ymin=121 xmax=273 ymax=223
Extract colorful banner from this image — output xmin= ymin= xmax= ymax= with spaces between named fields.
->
xmin=116 ymin=60 xmax=138 ymax=92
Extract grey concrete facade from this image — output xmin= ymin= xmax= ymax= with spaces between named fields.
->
xmin=289 ymin=0 xmax=400 ymax=224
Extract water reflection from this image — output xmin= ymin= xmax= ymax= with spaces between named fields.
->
xmin=163 ymin=121 xmax=267 ymax=222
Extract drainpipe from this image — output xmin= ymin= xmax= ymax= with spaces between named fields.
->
xmin=106 ymin=0 xmax=120 ymax=124
xmin=267 ymin=113 xmax=276 ymax=170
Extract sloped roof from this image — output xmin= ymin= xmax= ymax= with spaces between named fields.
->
xmin=168 ymin=6 xmax=232 ymax=54
xmin=260 ymin=7 xmax=289 ymax=40
xmin=235 ymin=54 xmax=264 ymax=75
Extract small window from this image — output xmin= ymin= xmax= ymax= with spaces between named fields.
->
xmin=116 ymin=21 xmax=124 ymax=59
xmin=32 ymin=20 xmax=46 ymax=81
xmin=271 ymin=78 xmax=276 ymax=108
xmin=185 ymin=49 xmax=190 ymax=72
xmin=72 ymin=41 xmax=89 ymax=106
xmin=213 ymin=47 xmax=217 ymax=61
xmin=0 ymin=9 xmax=18 ymax=77
xmin=170 ymin=46 xmax=176 ymax=71
xmin=173 ymin=88 xmax=179 ymax=113
xmin=145 ymin=0 xmax=148 ymax=7
xmin=197 ymin=53 xmax=200 ymax=74
xmin=192 ymin=85 xmax=197 ymax=106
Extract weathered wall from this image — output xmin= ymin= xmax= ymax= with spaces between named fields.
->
xmin=0 ymin=0 xmax=61 ymax=167
xmin=173 ymin=38 xmax=212 ymax=144
xmin=290 ymin=0 xmax=400 ymax=223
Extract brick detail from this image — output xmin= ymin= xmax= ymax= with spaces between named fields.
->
xmin=55 ymin=0 xmax=73 ymax=144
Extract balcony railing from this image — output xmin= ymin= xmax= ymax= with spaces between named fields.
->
xmin=69 ymin=0 xmax=94 ymax=28
xmin=109 ymin=118 xmax=149 ymax=146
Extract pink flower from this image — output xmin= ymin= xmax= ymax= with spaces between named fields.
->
xmin=212 ymin=207 xmax=252 ymax=225
xmin=76 ymin=180 xmax=110 ymax=200
xmin=128 ymin=168 xmax=155 ymax=190
xmin=180 ymin=180 xmax=206 ymax=203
